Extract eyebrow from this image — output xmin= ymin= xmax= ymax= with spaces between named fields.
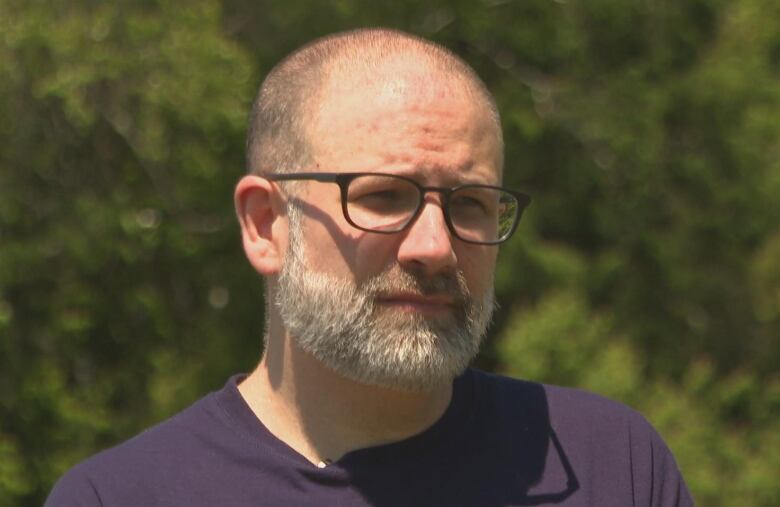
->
xmin=369 ymin=165 xmax=499 ymax=187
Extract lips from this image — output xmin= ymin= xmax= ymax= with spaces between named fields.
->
xmin=375 ymin=292 xmax=456 ymax=314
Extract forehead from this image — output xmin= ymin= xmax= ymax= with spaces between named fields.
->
xmin=308 ymin=71 xmax=502 ymax=183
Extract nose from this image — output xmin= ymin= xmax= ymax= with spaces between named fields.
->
xmin=396 ymin=198 xmax=457 ymax=276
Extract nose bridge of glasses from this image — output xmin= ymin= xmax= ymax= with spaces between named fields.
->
xmin=407 ymin=188 xmax=453 ymax=236
xmin=418 ymin=186 xmax=450 ymax=208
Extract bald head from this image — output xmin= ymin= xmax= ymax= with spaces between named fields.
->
xmin=246 ymin=28 xmax=502 ymax=176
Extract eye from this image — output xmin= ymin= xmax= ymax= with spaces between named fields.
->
xmin=452 ymin=195 xmax=487 ymax=209
xmin=352 ymin=189 xmax=405 ymax=208
xmin=450 ymin=192 xmax=493 ymax=215
xmin=346 ymin=175 xmax=419 ymax=213
xmin=354 ymin=189 xmax=402 ymax=201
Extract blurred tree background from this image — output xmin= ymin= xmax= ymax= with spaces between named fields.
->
xmin=1 ymin=0 xmax=778 ymax=505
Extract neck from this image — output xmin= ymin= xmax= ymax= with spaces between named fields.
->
xmin=238 ymin=325 xmax=453 ymax=465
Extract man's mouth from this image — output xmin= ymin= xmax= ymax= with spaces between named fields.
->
xmin=375 ymin=293 xmax=456 ymax=316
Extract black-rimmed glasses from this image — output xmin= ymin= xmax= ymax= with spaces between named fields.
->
xmin=264 ymin=172 xmax=531 ymax=245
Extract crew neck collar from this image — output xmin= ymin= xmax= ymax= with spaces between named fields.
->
xmin=213 ymin=369 xmax=478 ymax=470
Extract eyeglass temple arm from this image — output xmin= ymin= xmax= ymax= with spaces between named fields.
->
xmin=263 ymin=172 xmax=340 ymax=183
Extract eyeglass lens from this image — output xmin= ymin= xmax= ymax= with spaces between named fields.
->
xmin=344 ymin=174 xmax=518 ymax=243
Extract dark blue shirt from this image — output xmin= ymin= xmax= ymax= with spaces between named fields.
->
xmin=45 ymin=369 xmax=693 ymax=506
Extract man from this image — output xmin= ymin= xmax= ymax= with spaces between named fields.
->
xmin=47 ymin=28 xmax=693 ymax=506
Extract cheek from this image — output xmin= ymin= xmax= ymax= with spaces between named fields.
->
xmin=352 ymin=235 xmax=401 ymax=279
xmin=456 ymin=245 xmax=497 ymax=295
xmin=302 ymin=215 xmax=390 ymax=280
xmin=294 ymin=188 xmax=361 ymax=274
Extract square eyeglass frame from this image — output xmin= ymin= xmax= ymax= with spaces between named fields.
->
xmin=263 ymin=172 xmax=532 ymax=245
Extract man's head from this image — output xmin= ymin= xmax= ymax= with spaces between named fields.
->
xmin=237 ymin=29 xmax=512 ymax=391
xmin=246 ymin=28 xmax=503 ymax=177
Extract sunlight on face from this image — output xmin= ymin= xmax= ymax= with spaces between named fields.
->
xmin=275 ymin=205 xmax=496 ymax=392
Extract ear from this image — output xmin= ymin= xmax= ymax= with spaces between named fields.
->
xmin=235 ymin=175 xmax=287 ymax=276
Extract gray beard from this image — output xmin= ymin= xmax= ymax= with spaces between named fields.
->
xmin=273 ymin=204 xmax=496 ymax=392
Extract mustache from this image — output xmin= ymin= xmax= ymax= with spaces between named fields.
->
xmin=359 ymin=266 xmax=471 ymax=305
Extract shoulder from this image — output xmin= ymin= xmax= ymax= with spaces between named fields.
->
xmin=45 ymin=461 xmax=102 ymax=507
xmin=45 ymin=389 xmax=225 ymax=506
xmin=466 ymin=369 xmax=694 ymax=505
xmin=470 ymin=368 xmax=652 ymax=431
xmin=470 ymin=368 xmax=675 ymax=456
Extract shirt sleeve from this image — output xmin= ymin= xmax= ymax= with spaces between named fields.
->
xmin=44 ymin=465 xmax=104 ymax=507
xmin=628 ymin=411 xmax=695 ymax=507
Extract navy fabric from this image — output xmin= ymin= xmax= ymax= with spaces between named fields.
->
xmin=45 ymin=369 xmax=693 ymax=506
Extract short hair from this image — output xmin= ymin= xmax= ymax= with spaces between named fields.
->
xmin=245 ymin=28 xmax=502 ymax=177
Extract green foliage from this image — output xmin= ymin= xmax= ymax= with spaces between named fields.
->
xmin=1 ymin=0 xmax=778 ymax=505
xmin=1 ymin=1 xmax=260 ymax=504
